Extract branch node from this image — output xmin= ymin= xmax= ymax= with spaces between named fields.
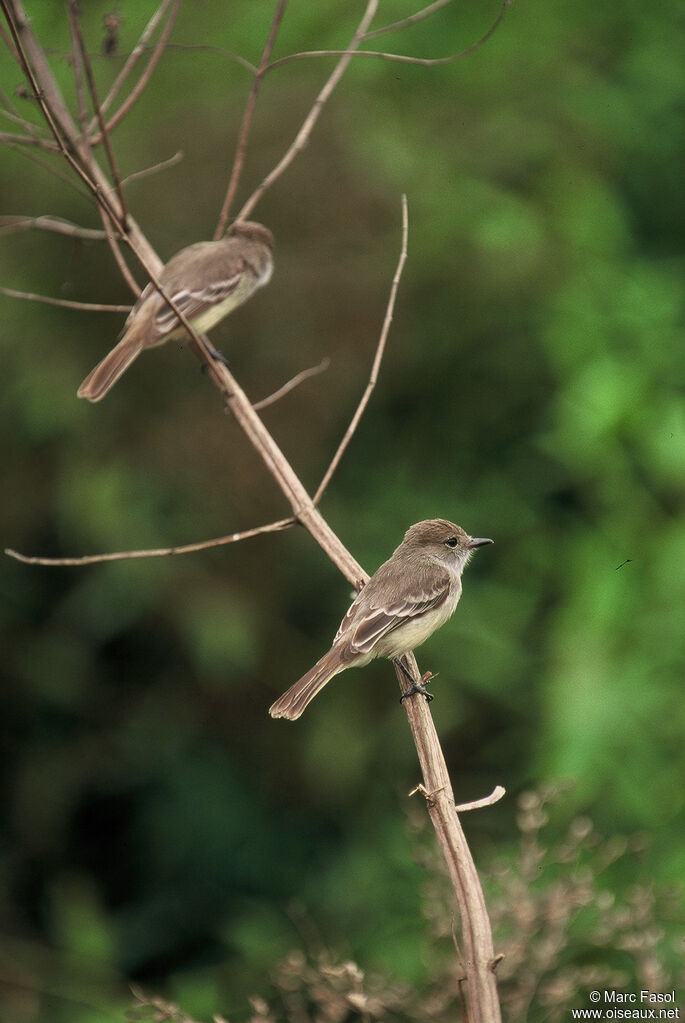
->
xmin=489 ymin=953 xmax=506 ymax=973
xmin=408 ymin=782 xmax=446 ymax=807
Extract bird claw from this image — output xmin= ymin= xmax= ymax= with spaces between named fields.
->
xmin=400 ymin=681 xmax=434 ymax=704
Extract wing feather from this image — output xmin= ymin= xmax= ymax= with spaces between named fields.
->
xmin=334 ymin=575 xmax=451 ymax=655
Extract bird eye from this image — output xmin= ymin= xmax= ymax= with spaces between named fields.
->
xmin=444 ymin=537 xmax=458 ymax=548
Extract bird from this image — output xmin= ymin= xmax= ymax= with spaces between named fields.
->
xmin=77 ymin=220 xmax=274 ymax=401
xmin=269 ymin=519 xmax=492 ymax=720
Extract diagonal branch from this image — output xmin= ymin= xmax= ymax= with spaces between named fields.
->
xmin=236 ymin=0 xmax=379 ymax=221
xmin=215 ymin=0 xmax=288 ymax=238
xmin=91 ymin=0 xmax=182 ymax=145
xmin=68 ymin=0 xmax=128 ymax=225
xmin=253 ymin=357 xmax=330 ymax=411
xmin=0 ymin=285 xmax=129 ymax=312
xmin=313 ymin=194 xmax=408 ymax=506
xmin=266 ymin=1 xmax=510 ymax=73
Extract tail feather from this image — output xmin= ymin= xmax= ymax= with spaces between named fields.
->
xmin=77 ymin=332 xmax=145 ymax=402
xmin=269 ymin=648 xmax=344 ymax=720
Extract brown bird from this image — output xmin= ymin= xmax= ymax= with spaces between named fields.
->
xmin=77 ymin=220 xmax=274 ymax=402
xmin=269 ymin=519 xmax=493 ymax=721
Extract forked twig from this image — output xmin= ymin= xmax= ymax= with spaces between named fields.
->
xmin=313 ymin=194 xmax=407 ymax=505
xmin=68 ymin=0 xmax=128 ymax=224
xmin=5 ymin=518 xmax=296 ymax=567
xmin=96 ymin=0 xmax=177 ymax=119
xmin=91 ymin=0 xmax=182 ymax=144
xmin=266 ymin=1 xmax=509 ymax=73
xmin=215 ymin=0 xmax=288 ymax=237
xmin=237 ymin=0 xmax=379 ymax=221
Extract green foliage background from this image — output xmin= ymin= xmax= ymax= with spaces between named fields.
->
xmin=1 ymin=1 xmax=683 ymax=1020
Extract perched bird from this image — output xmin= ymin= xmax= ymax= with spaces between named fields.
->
xmin=269 ymin=519 xmax=492 ymax=720
xmin=77 ymin=220 xmax=274 ymax=401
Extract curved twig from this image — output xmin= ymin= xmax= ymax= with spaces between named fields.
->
xmin=313 ymin=194 xmax=407 ymax=505
xmin=5 ymin=517 xmax=296 ymax=567
xmin=253 ymin=358 xmax=330 ymax=411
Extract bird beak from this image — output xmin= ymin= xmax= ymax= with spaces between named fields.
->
xmin=468 ymin=537 xmax=493 ymax=549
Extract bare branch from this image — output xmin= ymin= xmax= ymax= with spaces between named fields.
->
xmin=253 ymin=358 xmax=330 ymax=412
xmin=68 ymin=0 xmax=128 ymax=224
xmin=97 ymin=0 xmax=177 ymax=119
xmin=0 ymin=129 xmax=58 ymax=149
xmin=120 ymin=149 xmax=184 ymax=186
xmin=237 ymin=0 xmax=379 ymax=221
xmin=5 ymin=518 xmax=296 ymax=567
xmin=215 ymin=0 xmax=288 ymax=238
xmin=363 ymin=0 xmax=452 ymax=40
xmin=266 ymin=1 xmax=510 ymax=73
xmin=91 ymin=0 xmax=182 ymax=144
xmin=99 ymin=210 xmax=140 ymax=296
xmin=0 ymin=285 xmax=129 ymax=312
xmin=455 ymin=786 xmax=507 ymax=813
xmin=0 ymin=215 xmax=106 ymax=240
xmin=313 ymin=194 xmax=408 ymax=505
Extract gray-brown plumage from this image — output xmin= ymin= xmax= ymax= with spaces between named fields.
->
xmin=269 ymin=519 xmax=493 ymax=721
xmin=77 ymin=220 xmax=274 ymax=402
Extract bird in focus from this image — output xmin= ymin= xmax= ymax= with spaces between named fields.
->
xmin=269 ymin=519 xmax=492 ymax=721
xmin=77 ymin=220 xmax=274 ymax=402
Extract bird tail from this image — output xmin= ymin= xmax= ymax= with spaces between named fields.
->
xmin=269 ymin=648 xmax=345 ymax=721
xmin=77 ymin=331 xmax=145 ymax=402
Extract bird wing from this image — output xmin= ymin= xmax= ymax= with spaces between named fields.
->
xmin=121 ymin=269 xmax=244 ymax=342
xmin=335 ymin=574 xmax=451 ymax=655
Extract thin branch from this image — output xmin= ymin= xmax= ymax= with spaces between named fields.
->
xmin=0 ymin=285 xmax=129 ymax=313
xmin=455 ymin=786 xmax=507 ymax=813
xmin=0 ymin=215 xmax=107 ymax=239
xmin=91 ymin=0 xmax=182 ymax=145
xmin=215 ymin=0 xmax=288 ymax=238
xmin=253 ymin=358 xmax=330 ymax=412
xmin=266 ymin=1 xmax=510 ymax=73
xmin=5 ymin=518 xmax=296 ymax=567
xmin=363 ymin=0 xmax=452 ymax=40
xmin=0 ymin=0 xmax=125 ymax=234
xmin=120 ymin=149 xmax=184 ymax=186
xmin=98 ymin=210 xmax=140 ymax=296
xmin=313 ymin=194 xmax=407 ymax=505
xmin=68 ymin=0 xmax=128 ymax=224
xmin=236 ymin=0 xmax=379 ymax=221
xmin=97 ymin=0 xmax=177 ymax=119
xmin=0 ymin=129 xmax=58 ymax=149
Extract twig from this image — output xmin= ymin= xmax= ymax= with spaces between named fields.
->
xmin=0 ymin=216 xmax=106 ymax=239
xmin=5 ymin=518 xmax=296 ymax=567
xmin=253 ymin=358 xmax=330 ymax=411
xmin=266 ymin=1 xmax=510 ymax=73
xmin=0 ymin=286 xmax=129 ymax=313
xmin=0 ymin=129 xmax=58 ymax=149
xmin=313 ymin=194 xmax=407 ymax=505
xmin=97 ymin=0 xmax=176 ymax=119
xmin=215 ymin=0 xmax=288 ymax=237
xmin=363 ymin=0 xmax=452 ymax=40
xmin=237 ymin=0 xmax=379 ymax=221
xmin=91 ymin=0 xmax=182 ymax=144
xmin=68 ymin=0 xmax=128 ymax=224
xmin=120 ymin=149 xmax=184 ymax=186
xmin=99 ymin=210 xmax=139 ymax=296
xmin=455 ymin=786 xmax=507 ymax=813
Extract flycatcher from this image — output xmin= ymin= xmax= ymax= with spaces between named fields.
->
xmin=269 ymin=519 xmax=492 ymax=720
xmin=77 ymin=220 xmax=274 ymax=402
